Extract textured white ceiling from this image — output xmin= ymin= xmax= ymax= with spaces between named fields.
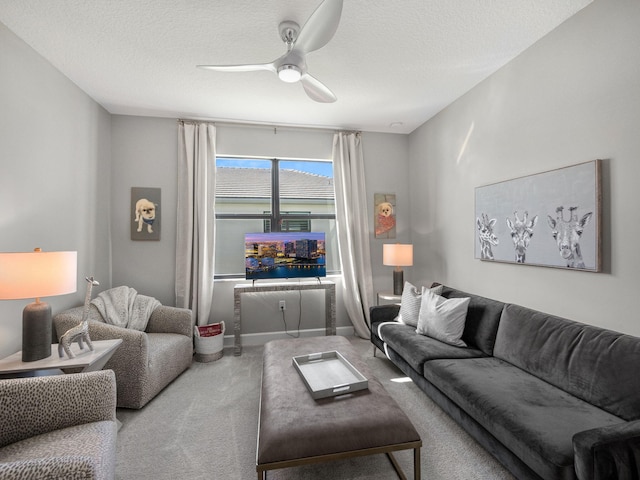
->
xmin=0 ymin=0 xmax=592 ymax=133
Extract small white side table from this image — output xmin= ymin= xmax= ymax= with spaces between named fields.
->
xmin=376 ymin=291 xmax=402 ymax=306
xmin=0 ymin=339 xmax=122 ymax=377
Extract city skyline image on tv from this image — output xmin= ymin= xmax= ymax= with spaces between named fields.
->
xmin=244 ymin=232 xmax=326 ymax=280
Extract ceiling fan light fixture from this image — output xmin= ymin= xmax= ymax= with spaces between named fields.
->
xmin=277 ymin=64 xmax=302 ymax=83
xmin=198 ymin=0 xmax=342 ymax=102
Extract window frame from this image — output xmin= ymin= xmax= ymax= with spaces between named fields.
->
xmin=214 ymin=156 xmax=337 ymax=279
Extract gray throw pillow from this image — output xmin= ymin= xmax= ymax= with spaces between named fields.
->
xmin=395 ymin=282 xmax=443 ymax=327
xmin=416 ymin=289 xmax=469 ymax=347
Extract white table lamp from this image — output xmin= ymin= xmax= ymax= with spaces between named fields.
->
xmin=383 ymin=244 xmax=413 ymax=295
xmin=0 ymin=249 xmax=77 ymax=361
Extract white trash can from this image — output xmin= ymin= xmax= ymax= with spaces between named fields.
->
xmin=194 ymin=321 xmax=225 ymax=362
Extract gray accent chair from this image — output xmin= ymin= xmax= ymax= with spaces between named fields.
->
xmin=54 ymin=303 xmax=194 ymax=409
xmin=0 ymin=370 xmax=117 ymax=480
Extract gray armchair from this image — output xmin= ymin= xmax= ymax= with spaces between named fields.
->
xmin=54 ymin=303 xmax=194 ymax=409
xmin=0 ymin=370 xmax=117 ymax=480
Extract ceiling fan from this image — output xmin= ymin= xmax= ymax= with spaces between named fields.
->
xmin=197 ymin=0 xmax=343 ymax=103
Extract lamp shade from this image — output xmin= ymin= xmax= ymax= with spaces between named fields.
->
xmin=383 ymin=244 xmax=413 ymax=267
xmin=0 ymin=249 xmax=77 ymax=362
xmin=0 ymin=250 xmax=77 ymax=300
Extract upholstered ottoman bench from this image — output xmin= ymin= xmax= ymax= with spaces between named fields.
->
xmin=256 ymin=336 xmax=421 ymax=479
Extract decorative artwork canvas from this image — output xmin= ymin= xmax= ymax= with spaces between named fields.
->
xmin=131 ymin=187 xmax=161 ymax=241
xmin=374 ymin=193 xmax=396 ymax=239
xmin=475 ymin=160 xmax=601 ymax=271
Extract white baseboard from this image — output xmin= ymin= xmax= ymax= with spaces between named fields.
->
xmin=222 ymin=326 xmax=356 ymax=347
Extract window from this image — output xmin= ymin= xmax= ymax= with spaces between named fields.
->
xmin=214 ymin=157 xmax=339 ymax=278
xmin=263 ymin=212 xmax=311 ymax=233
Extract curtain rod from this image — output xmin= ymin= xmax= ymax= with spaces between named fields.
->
xmin=177 ymin=118 xmax=360 ymax=135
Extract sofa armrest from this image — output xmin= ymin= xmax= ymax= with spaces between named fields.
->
xmin=55 ymin=314 xmax=148 ymax=349
xmin=0 ymin=457 xmax=99 ymax=479
xmin=146 ymin=305 xmax=194 ymax=337
xmin=369 ymin=304 xmax=400 ymax=324
xmin=573 ymin=420 xmax=640 ymax=480
xmin=54 ymin=312 xmax=149 ymax=377
xmin=0 ymin=370 xmax=116 ymax=448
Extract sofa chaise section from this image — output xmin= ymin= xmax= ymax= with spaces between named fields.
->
xmin=424 ymin=356 xmax=623 ymax=479
xmin=489 ymin=303 xmax=640 ymax=479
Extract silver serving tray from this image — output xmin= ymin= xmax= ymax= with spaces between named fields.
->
xmin=292 ymin=350 xmax=368 ymax=400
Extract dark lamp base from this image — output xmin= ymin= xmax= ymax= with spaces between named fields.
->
xmin=22 ymin=301 xmax=53 ymax=362
xmin=393 ymin=269 xmax=404 ymax=296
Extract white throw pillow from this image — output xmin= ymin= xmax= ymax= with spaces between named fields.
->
xmin=395 ymin=282 xmax=443 ymax=327
xmin=416 ymin=289 xmax=469 ymax=347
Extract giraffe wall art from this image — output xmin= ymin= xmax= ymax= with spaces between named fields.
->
xmin=506 ymin=211 xmax=538 ymax=264
xmin=476 ymin=213 xmax=499 ymax=260
xmin=547 ymin=206 xmax=593 ymax=269
xmin=474 ymin=160 xmax=601 ymax=271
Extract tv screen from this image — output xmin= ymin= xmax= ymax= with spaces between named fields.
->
xmin=245 ymin=232 xmax=326 ymax=280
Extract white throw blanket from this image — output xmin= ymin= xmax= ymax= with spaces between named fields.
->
xmin=91 ymin=286 xmax=161 ymax=331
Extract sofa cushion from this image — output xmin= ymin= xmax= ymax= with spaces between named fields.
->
xmin=493 ymin=303 xmax=640 ymax=421
xmin=439 ymin=285 xmax=504 ymax=356
xmin=423 ymin=356 xmax=623 ymax=480
xmin=374 ymin=321 xmax=485 ymax=374
xmin=416 ymin=290 xmax=469 ymax=347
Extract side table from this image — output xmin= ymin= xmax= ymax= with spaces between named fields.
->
xmin=0 ymin=339 xmax=122 ymax=377
xmin=234 ymin=281 xmax=336 ymax=356
xmin=376 ymin=291 xmax=402 ymax=305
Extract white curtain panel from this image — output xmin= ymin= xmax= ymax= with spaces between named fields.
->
xmin=332 ymin=132 xmax=374 ymax=338
xmin=176 ymin=121 xmax=216 ymax=326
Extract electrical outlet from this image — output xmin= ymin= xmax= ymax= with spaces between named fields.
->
xmin=279 ymin=300 xmax=286 ymax=311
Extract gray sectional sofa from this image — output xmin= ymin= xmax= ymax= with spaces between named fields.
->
xmin=370 ymin=284 xmax=640 ymax=480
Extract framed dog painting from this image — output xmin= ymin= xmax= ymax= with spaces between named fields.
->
xmin=374 ymin=193 xmax=396 ymax=239
xmin=131 ymin=187 xmax=161 ymax=241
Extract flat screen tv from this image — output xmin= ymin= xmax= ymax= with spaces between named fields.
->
xmin=245 ymin=232 xmax=326 ymax=280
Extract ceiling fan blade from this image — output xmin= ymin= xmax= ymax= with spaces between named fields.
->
xmin=300 ymin=74 xmax=336 ymax=103
xmin=294 ymin=0 xmax=343 ymax=54
xmin=197 ymin=63 xmax=276 ymax=74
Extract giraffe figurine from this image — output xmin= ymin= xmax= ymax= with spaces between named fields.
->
xmin=506 ymin=211 xmax=538 ymax=263
xmin=476 ymin=213 xmax=499 ymax=260
xmin=547 ymin=206 xmax=593 ymax=269
xmin=58 ymin=276 xmax=99 ymax=359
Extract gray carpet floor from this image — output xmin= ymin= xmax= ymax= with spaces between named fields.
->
xmin=115 ymin=336 xmax=515 ymax=479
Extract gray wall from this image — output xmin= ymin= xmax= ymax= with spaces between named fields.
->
xmin=0 ymin=23 xmax=112 ymax=358
xmin=408 ymin=0 xmax=640 ymax=336
xmin=110 ymin=116 xmax=178 ymax=305
xmin=7 ymin=0 xmax=634 ymax=356
xmin=109 ymin=118 xmax=411 ymax=339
